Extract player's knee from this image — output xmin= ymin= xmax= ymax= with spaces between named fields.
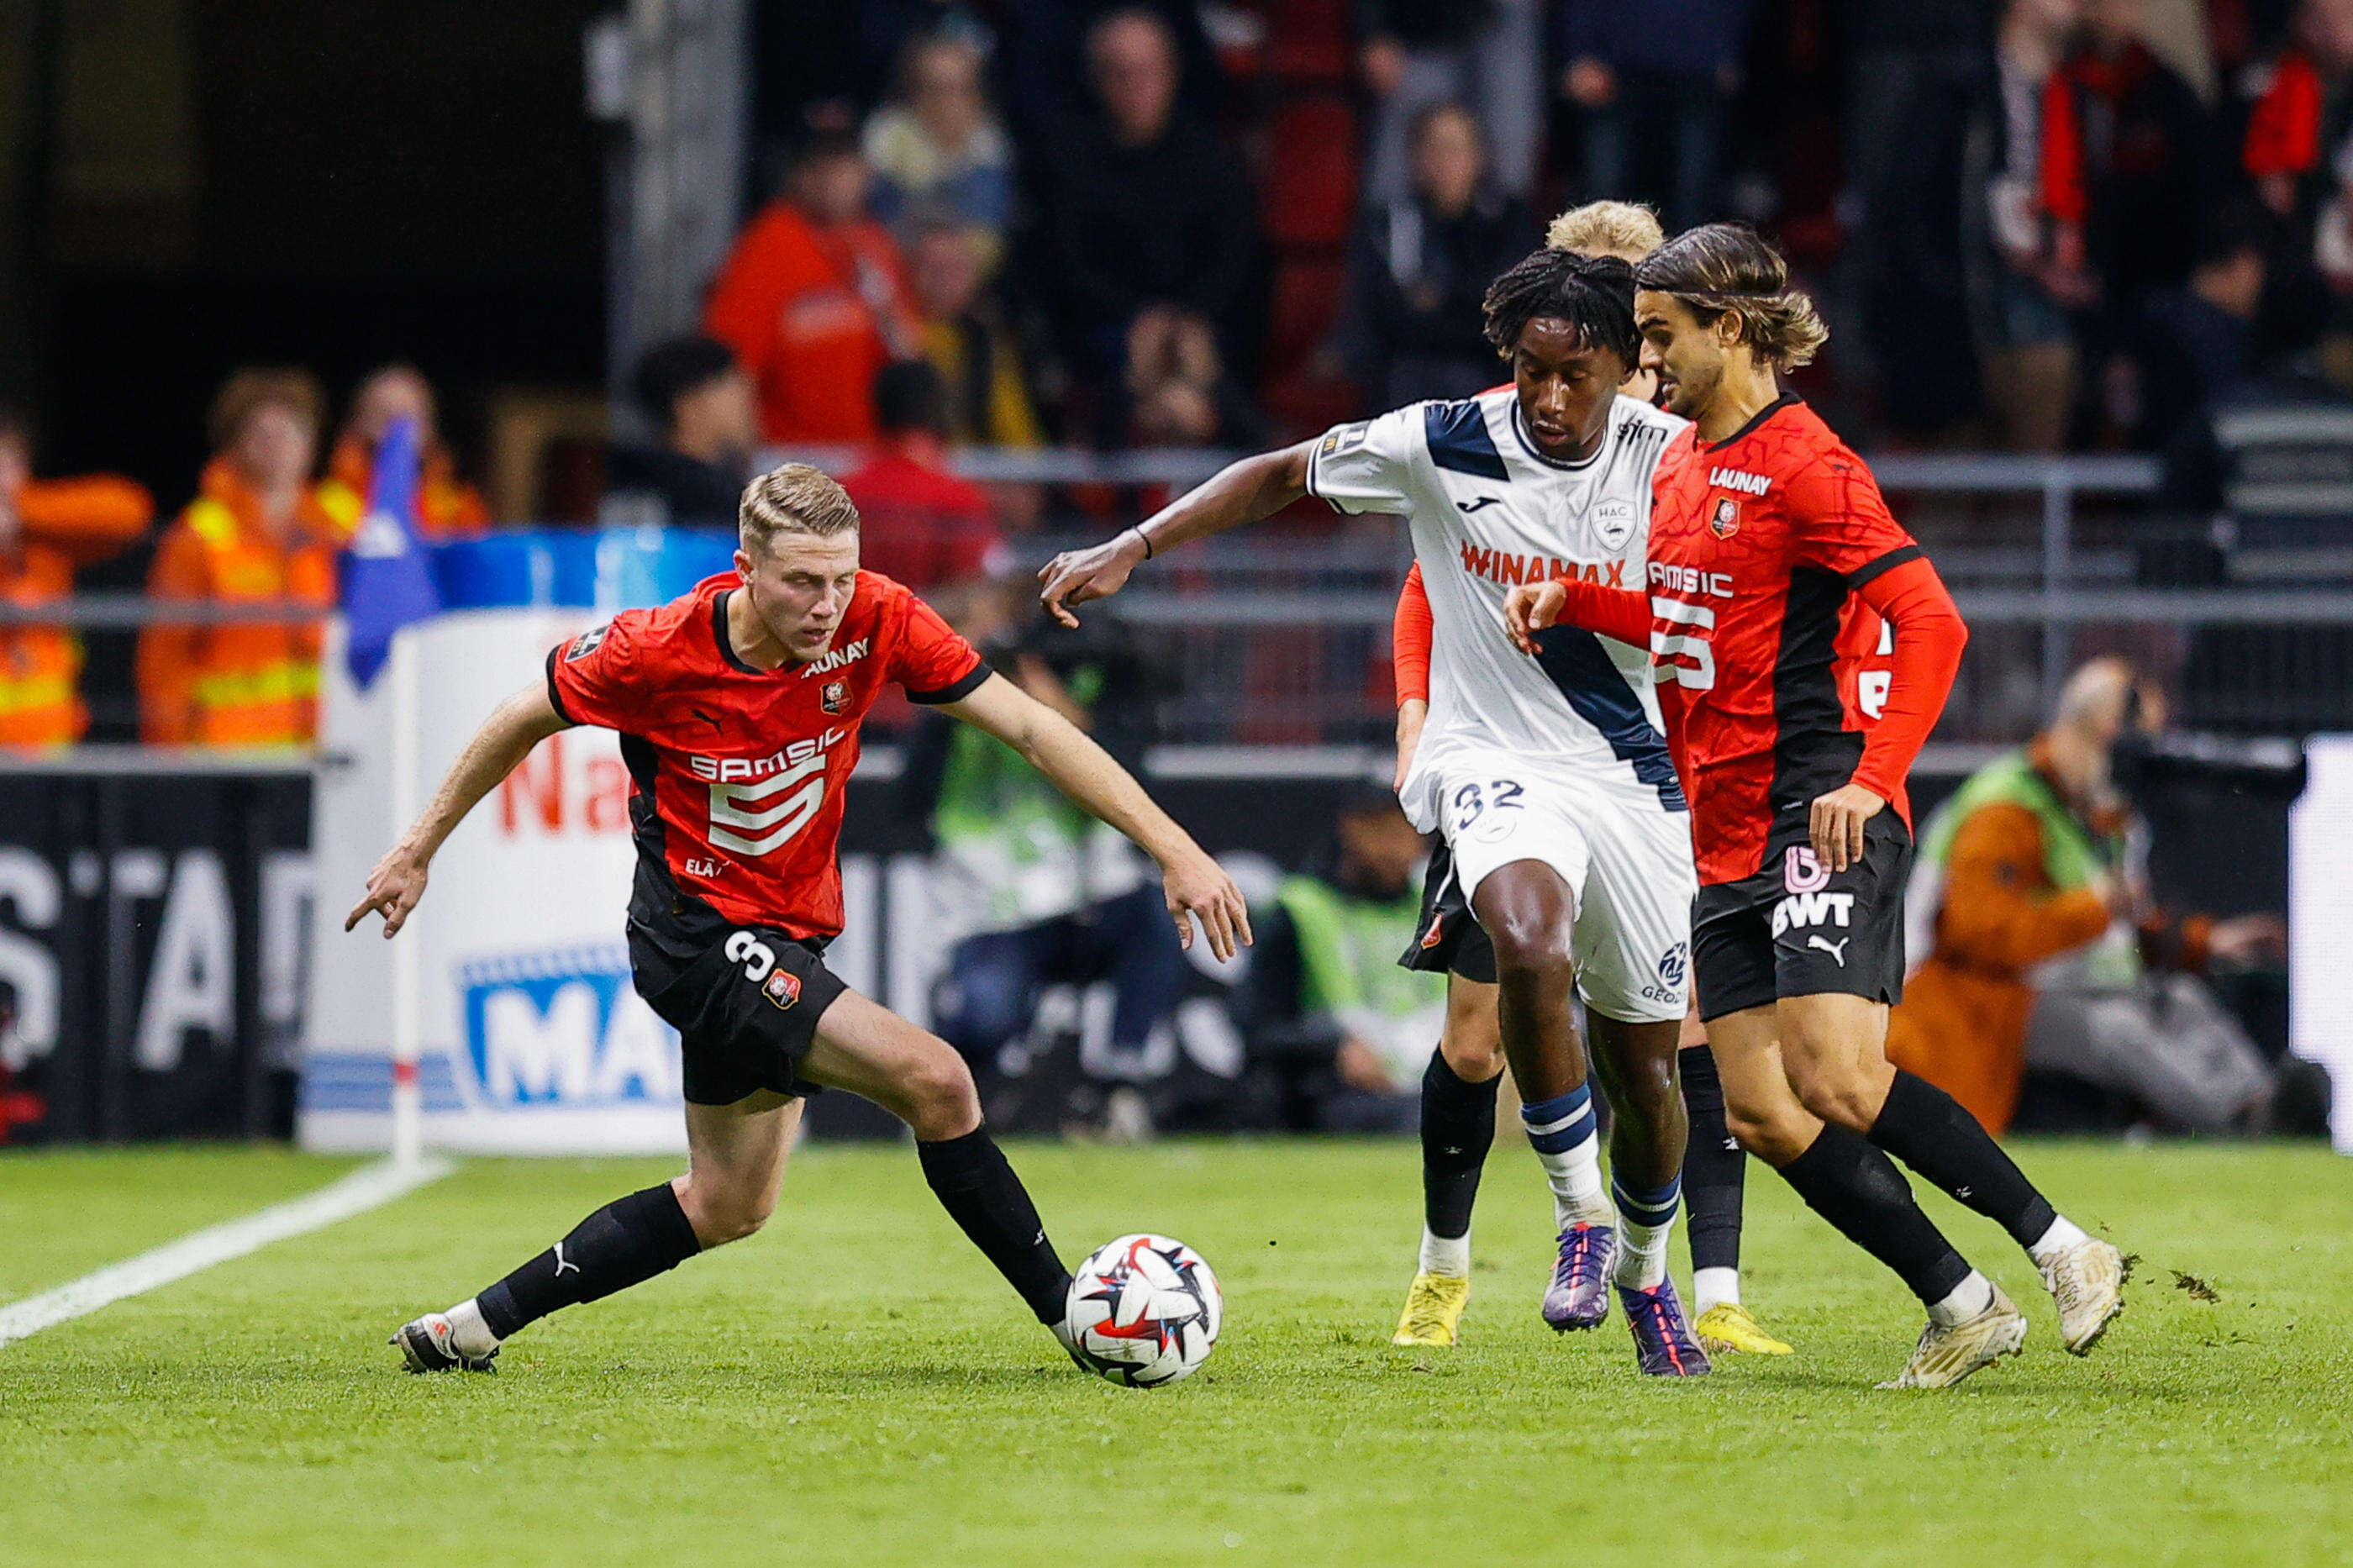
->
xmin=1440 ymin=999 xmax=1504 ymax=1081
xmin=677 ymin=1177 xmax=775 ymax=1247
xmin=898 ymin=1046 xmax=982 ymax=1140
xmin=1723 ymin=1094 xmax=1811 ymax=1165
xmin=1790 ymin=1069 xmax=1882 ymax=1134
xmin=1486 ymin=918 xmax=1573 ymax=990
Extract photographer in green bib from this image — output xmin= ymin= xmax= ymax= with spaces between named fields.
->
xmin=1243 ymin=787 xmax=1448 ymax=1133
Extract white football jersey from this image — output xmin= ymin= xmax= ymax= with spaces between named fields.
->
xmin=1308 ymin=387 xmax=1688 ymax=832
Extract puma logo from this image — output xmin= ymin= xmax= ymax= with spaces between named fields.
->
xmin=551 ymin=1243 xmax=580 ymax=1278
xmin=1808 ymin=934 xmax=1850 ymax=966
xmin=1455 ymin=495 xmax=1503 ymax=513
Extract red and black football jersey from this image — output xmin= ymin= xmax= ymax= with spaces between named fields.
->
xmin=546 ymin=571 xmax=988 ymax=950
xmin=1643 ymin=397 xmax=1915 ymax=884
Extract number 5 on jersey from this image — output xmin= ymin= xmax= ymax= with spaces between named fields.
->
xmin=708 ymin=755 xmax=825 ymax=855
xmin=1650 ymin=597 xmax=1716 ymax=691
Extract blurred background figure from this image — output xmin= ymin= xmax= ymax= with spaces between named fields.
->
xmin=1892 ymin=658 xmax=2291 ymax=1136
xmin=906 ymin=215 xmax=1045 ymax=448
xmin=1557 ymin=0 xmax=1756 ymax=231
xmin=704 ymin=128 xmax=919 ymax=445
xmin=317 ymin=365 xmax=489 ymax=539
xmin=0 ymin=405 xmax=150 ymax=747
xmin=1976 ymin=0 xmax=2093 ymax=452
xmin=1238 ymin=786 xmax=1442 ymax=1134
xmin=2134 ymin=197 xmax=2268 ymax=453
xmin=913 ymin=581 xmax=1182 ymax=1098
xmin=1033 ymin=8 xmax=1258 ymax=445
xmin=840 ymin=360 xmax=1008 ymax=594
xmin=864 ymin=32 xmax=1015 ymax=266
xmin=1354 ymin=0 xmax=1543 ymax=206
xmin=139 ymin=370 xmax=341 ymax=747
xmin=604 ymin=336 xmax=759 ymax=529
xmin=1331 ymin=101 xmax=1535 ymax=411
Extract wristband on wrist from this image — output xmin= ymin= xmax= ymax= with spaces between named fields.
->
xmin=1128 ymin=525 xmax=1154 ymax=560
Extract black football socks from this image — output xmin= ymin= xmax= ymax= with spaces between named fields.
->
xmin=1776 ymin=1123 xmax=1973 ymax=1307
xmin=1420 ymin=1050 xmax=1501 ymax=1252
xmin=919 ymin=1126 xmax=1072 ymax=1323
xmin=476 ymin=1181 xmax=703 ymax=1341
xmin=1867 ymin=1069 xmax=2058 ymax=1250
xmin=1678 ymin=1044 xmax=1745 ymax=1277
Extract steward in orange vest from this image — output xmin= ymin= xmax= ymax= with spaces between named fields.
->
xmin=139 ymin=371 xmax=348 ymax=747
xmin=0 ymin=415 xmax=153 ymax=746
xmin=314 ymin=364 xmax=490 ymax=541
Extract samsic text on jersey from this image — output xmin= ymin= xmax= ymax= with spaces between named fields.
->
xmin=1644 ymin=396 xmax=1913 ymax=883
xmin=545 ymin=571 xmax=988 ymax=950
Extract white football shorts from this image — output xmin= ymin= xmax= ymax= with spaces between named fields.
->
xmin=1432 ymin=754 xmax=1697 ymax=1024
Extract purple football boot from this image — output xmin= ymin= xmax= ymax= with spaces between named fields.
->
xmin=1540 ymin=1223 xmax=1618 ymax=1331
xmin=1618 ymin=1277 xmax=1713 ymax=1376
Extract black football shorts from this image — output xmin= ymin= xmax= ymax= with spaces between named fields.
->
xmin=1690 ymin=807 xmax=1913 ymax=1021
xmin=636 ymin=926 xmax=851 ymax=1106
xmin=1399 ymin=840 xmax=1498 ymax=985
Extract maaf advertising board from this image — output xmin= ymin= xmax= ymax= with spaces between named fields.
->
xmin=303 ymin=610 xmax=687 ymax=1153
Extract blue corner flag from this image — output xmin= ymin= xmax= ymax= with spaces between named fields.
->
xmin=340 ymin=415 xmax=443 ymax=688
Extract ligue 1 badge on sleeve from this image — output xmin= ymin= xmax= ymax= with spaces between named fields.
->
xmin=1710 ymin=497 xmax=1740 ymax=539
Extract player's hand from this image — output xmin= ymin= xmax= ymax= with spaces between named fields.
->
xmin=1808 ymin=784 xmax=1886 ymax=874
xmin=1393 ymin=698 xmax=1427 ymax=792
xmin=1503 ymin=581 xmax=1566 ymax=655
xmin=346 ymin=845 xmax=429 ymax=939
xmin=1038 ymin=530 xmax=1148 ymax=629
xmin=2208 ymin=913 xmax=2287 ymax=966
xmin=1161 ymin=850 xmax=1254 ymax=963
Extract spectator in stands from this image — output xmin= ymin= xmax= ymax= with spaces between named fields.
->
xmin=1032 ymin=8 xmax=1258 ymax=445
xmin=1122 ymin=306 xmax=1267 ymax=448
xmin=1238 ymin=787 xmax=1443 ymax=1134
xmin=908 ymin=214 xmax=1045 ymax=446
xmin=317 ymin=365 xmax=490 ymax=539
xmin=2231 ymin=0 xmax=2353 ymax=349
xmin=995 ymin=0 xmax=1225 ymax=155
xmin=1977 ymin=0 xmax=2094 ymax=452
xmin=1556 ymin=0 xmax=1756 ymax=230
xmin=704 ymin=129 xmax=919 ymax=445
xmin=1332 ymin=101 xmax=1536 ymax=410
xmin=0 ymin=405 xmax=151 ymax=747
xmin=139 ymin=369 xmax=343 ymax=748
xmin=2134 ymin=197 xmax=2267 ymax=450
xmin=605 ymin=336 xmax=759 ymax=528
xmin=1355 ymin=0 xmax=1544 ymax=206
xmin=864 ymin=33 xmax=1015 ymax=265
xmin=913 ymin=589 xmax=1182 ymax=1092
xmin=1890 ymin=658 xmax=2286 ymax=1134
xmin=840 ymin=360 xmax=1007 ymax=591
xmin=2044 ymin=0 xmax=2219 ymax=434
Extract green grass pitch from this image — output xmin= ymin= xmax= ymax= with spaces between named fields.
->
xmin=2 ymin=1139 xmax=2349 ymax=1566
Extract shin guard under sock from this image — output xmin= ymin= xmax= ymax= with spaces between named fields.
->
xmin=1420 ymin=1051 xmax=1500 ymax=1245
xmin=1868 ymin=1070 xmax=2058 ymax=1250
xmin=919 ymin=1127 xmax=1072 ymax=1323
xmin=476 ymin=1182 xmax=702 ymax=1340
xmin=1777 ymin=1123 xmax=1972 ymax=1306
xmin=1677 ymin=1044 xmax=1745 ymax=1276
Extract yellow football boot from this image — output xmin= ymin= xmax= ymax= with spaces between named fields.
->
xmin=1692 ymin=1302 xmax=1794 ymax=1356
xmin=1392 ymin=1271 xmax=1471 ymax=1346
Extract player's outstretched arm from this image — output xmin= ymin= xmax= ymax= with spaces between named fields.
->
xmin=345 ymin=679 xmax=571 ymax=939
xmin=941 ymin=671 xmax=1253 ymax=960
xmin=1037 ymin=441 xmax=1313 ymax=628
xmin=1502 ymin=576 xmax=1650 ymax=652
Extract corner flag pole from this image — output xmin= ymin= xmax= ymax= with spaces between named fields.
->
xmin=388 ymin=627 xmax=424 ymax=1169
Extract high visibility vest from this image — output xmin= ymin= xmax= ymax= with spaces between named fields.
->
xmin=150 ymin=494 xmax=339 ymax=746
xmin=0 ymin=545 xmax=85 ymax=748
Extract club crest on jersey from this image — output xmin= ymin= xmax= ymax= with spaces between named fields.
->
xmin=763 ymin=968 xmax=803 ymax=1010
xmin=565 ymin=624 xmax=609 ymax=662
xmin=1592 ymin=497 xmax=1636 ymax=550
xmin=819 ymin=679 xmax=848 ymax=714
xmin=1709 ymin=497 xmax=1741 ymax=539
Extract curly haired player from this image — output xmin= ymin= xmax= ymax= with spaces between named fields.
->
xmin=1507 ymin=224 xmax=2124 ymax=1388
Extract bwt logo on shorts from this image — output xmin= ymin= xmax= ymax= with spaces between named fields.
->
xmin=1783 ymin=845 xmax=1830 ymax=893
xmin=1771 ymin=891 xmax=1856 ymax=937
xmin=458 ymin=946 xmax=682 ymax=1108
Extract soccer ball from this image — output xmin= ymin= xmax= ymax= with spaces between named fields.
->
xmin=1064 ymin=1234 xmax=1222 ymax=1387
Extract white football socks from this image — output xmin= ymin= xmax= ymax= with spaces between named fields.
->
xmin=1520 ymin=1086 xmax=1612 ymax=1232
xmin=444 ymin=1297 xmax=500 ymax=1358
xmin=1419 ymin=1226 xmax=1471 ymax=1279
xmin=1692 ymin=1266 xmax=1740 ymax=1318
xmin=2027 ymin=1213 xmax=2092 ymax=1268
xmin=1926 ymin=1270 xmax=1996 ymax=1327
xmin=1608 ymin=1176 xmax=1682 ymax=1292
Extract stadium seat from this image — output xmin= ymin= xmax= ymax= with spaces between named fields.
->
xmin=1260 ymin=96 xmax=1358 ymax=250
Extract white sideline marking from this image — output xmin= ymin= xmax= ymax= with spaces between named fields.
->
xmin=0 ymin=1155 xmax=453 ymax=1349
